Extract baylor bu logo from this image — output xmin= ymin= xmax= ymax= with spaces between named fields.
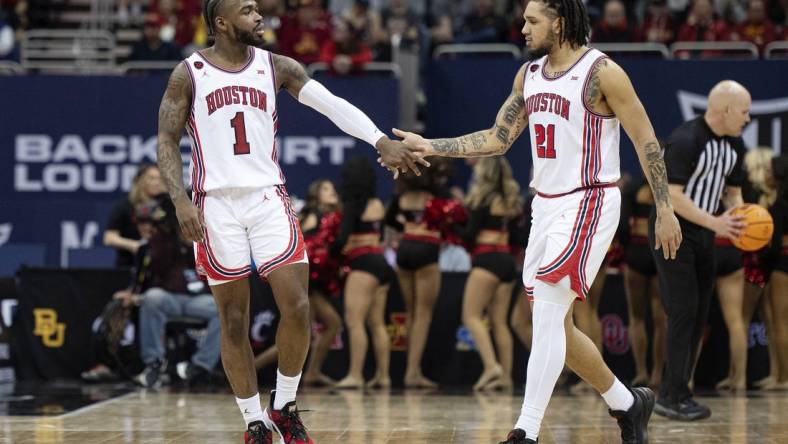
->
xmin=33 ymin=309 xmax=66 ymax=348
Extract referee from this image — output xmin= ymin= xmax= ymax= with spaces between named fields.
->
xmin=650 ymin=80 xmax=750 ymax=421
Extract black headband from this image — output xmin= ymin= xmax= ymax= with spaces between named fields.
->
xmin=203 ymin=0 xmax=227 ymax=35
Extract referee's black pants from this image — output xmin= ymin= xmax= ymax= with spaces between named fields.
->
xmin=649 ymin=213 xmax=715 ymax=404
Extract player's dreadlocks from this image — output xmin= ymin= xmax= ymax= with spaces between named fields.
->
xmin=538 ymin=0 xmax=590 ymax=49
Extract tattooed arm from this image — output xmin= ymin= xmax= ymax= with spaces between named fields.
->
xmin=597 ymin=58 xmax=682 ymax=259
xmin=393 ymin=64 xmax=529 ymax=158
xmin=271 ymin=53 xmax=428 ymax=177
xmin=157 ymin=62 xmax=204 ymax=242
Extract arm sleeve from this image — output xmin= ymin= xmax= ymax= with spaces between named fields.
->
xmin=664 ymin=126 xmax=698 ymax=185
xmin=452 ymin=206 xmax=487 ymax=245
xmin=298 ymin=79 xmax=385 ymax=147
xmin=384 ymin=197 xmax=404 ymax=232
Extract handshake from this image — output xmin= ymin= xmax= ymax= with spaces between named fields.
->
xmin=374 ymin=128 xmax=434 ymax=179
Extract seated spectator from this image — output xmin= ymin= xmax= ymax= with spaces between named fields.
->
xmin=636 ymin=0 xmax=676 ymax=44
xmin=676 ymin=0 xmax=732 ymax=57
xmin=128 ymin=194 xmax=221 ymax=388
xmin=129 ymin=14 xmax=182 ymax=61
xmin=505 ymin=0 xmax=526 ymax=47
xmin=319 ymin=19 xmax=372 ymax=75
xmin=148 ymin=0 xmax=201 ymax=49
xmin=278 ymin=0 xmax=332 ymax=64
xmin=768 ymin=0 xmax=786 ymax=25
xmin=456 ymin=0 xmax=507 ymax=43
xmin=104 ymin=164 xmax=164 ymax=268
xmin=341 ymin=0 xmax=377 ymax=44
xmin=730 ymin=0 xmax=780 ymax=54
xmin=676 ymin=0 xmax=731 ymax=42
xmin=373 ymin=0 xmax=420 ymax=60
xmin=258 ymin=0 xmax=286 ymax=51
xmin=592 ymin=0 xmax=635 ymax=42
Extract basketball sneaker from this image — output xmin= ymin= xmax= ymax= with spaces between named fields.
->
xmin=263 ymin=390 xmax=314 ymax=444
xmin=244 ymin=420 xmax=272 ymax=444
xmin=499 ymin=428 xmax=537 ymax=443
xmin=608 ymin=386 xmax=655 ymax=443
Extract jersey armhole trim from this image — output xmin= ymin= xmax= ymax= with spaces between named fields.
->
xmin=182 ymin=59 xmax=196 ymax=115
xmin=581 ymin=56 xmax=616 ymax=120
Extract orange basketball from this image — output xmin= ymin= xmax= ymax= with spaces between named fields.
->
xmin=730 ymin=204 xmax=774 ymax=251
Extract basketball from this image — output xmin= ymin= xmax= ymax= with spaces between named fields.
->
xmin=730 ymin=204 xmax=774 ymax=251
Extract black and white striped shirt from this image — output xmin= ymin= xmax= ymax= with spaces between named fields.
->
xmin=664 ymin=116 xmax=745 ymax=216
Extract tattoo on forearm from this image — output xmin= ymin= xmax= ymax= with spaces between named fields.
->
xmin=584 ymin=59 xmax=607 ymax=108
xmin=157 ymin=63 xmax=191 ymax=200
xmin=643 ymin=141 xmax=670 ymax=208
xmin=429 ymin=87 xmax=526 ymax=158
xmin=431 ymin=131 xmax=499 ymax=157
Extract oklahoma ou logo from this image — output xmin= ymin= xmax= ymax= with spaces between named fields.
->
xmin=601 ymin=314 xmax=629 ymax=355
xmin=678 ymin=90 xmax=787 ymax=152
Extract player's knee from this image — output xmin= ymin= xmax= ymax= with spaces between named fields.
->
xmin=219 ymin=304 xmax=248 ymax=338
xmin=281 ymin=294 xmax=310 ymax=325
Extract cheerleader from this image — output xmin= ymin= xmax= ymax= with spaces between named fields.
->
xmin=333 ymin=156 xmax=394 ymax=389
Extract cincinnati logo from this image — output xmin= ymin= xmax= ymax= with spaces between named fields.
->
xmin=388 ymin=312 xmax=408 ymax=352
xmin=678 ymin=90 xmax=787 ymax=151
xmin=33 ymin=308 xmax=66 ymax=348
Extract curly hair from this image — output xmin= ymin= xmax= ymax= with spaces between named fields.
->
xmin=466 ymin=157 xmax=522 ymax=212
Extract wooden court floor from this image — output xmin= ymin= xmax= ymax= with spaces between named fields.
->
xmin=1 ymin=388 xmax=787 ymax=443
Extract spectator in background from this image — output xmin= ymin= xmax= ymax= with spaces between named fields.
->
xmin=148 ymin=0 xmax=201 ymax=49
xmin=340 ymin=0 xmax=377 ymax=45
xmin=456 ymin=0 xmax=507 ymax=43
xmin=676 ymin=0 xmax=731 ymax=43
xmin=373 ymin=0 xmax=420 ymax=60
xmin=127 ymin=194 xmax=221 ymax=388
xmin=591 ymin=0 xmax=635 ymax=42
xmin=505 ymin=0 xmax=527 ymax=47
xmin=278 ymin=0 xmax=332 ymax=64
xmin=637 ymin=0 xmax=676 ymax=44
xmin=319 ymin=18 xmax=372 ymax=74
xmin=730 ymin=0 xmax=779 ymax=54
xmin=129 ymin=14 xmax=182 ymax=61
xmin=256 ymin=0 xmax=285 ymax=51
xmin=104 ymin=164 xmax=164 ymax=268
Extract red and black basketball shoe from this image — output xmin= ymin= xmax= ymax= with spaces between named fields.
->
xmin=263 ymin=390 xmax=314 ymax=444
xmin=244 ymin=420 xmax=272 ymax=444
xmin=499 ymin=428 xmax=537 ymax=443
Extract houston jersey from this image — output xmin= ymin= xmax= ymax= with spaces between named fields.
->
xmin=523 ymin=48 xmax=620 ymax=195
xmin=183 ymin=47 xmax=283 ymax=193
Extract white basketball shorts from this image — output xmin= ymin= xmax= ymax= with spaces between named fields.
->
xmin=193 ymin=185 xmax=307 ymax=286
xmin=522 ymin=184 xmax=620 ymax=301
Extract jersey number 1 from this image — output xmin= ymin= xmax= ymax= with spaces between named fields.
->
xmin=230 ymin=112 xmax=251 ymax=155
xmin=535 ymin=124 xmax=556 ymax=159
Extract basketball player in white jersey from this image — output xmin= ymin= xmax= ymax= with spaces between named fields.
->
xmin=156 ymin=1 xmax=428 ymax=443
xmin=394 ymin=1 xmax=682 ymax=442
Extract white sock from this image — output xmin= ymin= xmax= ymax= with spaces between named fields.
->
xmin=514 ymin=279 xmax=574 ymax=438
xmin=602 ymin=378 xmax=634 ymax=412
xmin=236 ymin=393 xmax=265 ymax=427
xmin=274 ymin=370 xmax=301 ymax=410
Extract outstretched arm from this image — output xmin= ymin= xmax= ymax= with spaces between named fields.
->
xmin=157 ymin=62 xmax=204 ymax=242
xmin=393 ymin=64 xmax=529 ymax=158
xmin=271 ymin=53 xmax=428 ymax=177
xmin=598 ymin=58 xmax=682 ymax=259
